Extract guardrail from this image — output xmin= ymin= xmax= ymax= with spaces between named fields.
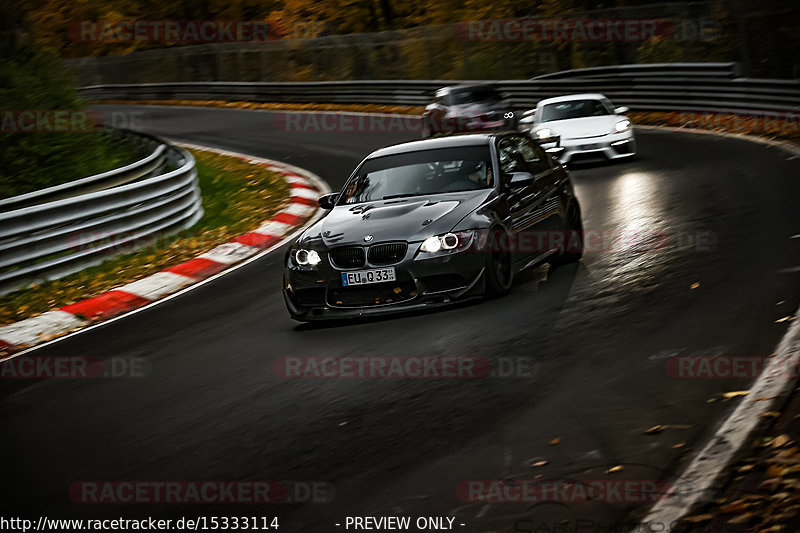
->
xmin=0 ymin=129 xmax=168 ymax=212
xmin=0 ymin=131 xmax=202 ymax=296
xmin=532 ymin=62 xmax=741 ymax=80
xmin=79 ymin=63 xmax=800 ymax=115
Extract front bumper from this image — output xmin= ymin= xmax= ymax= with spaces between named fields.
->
xmin=284 ymin=244 xmax=487 ymax=321
xmin=556 ymin=129 xmax=636 ymax=163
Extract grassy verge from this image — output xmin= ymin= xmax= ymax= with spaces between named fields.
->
xmin=0 ymin=148 xmax=291 ymax=325
xmin=630 ymin=111 xmax=800 ymax=143
xmin=94 ymin=99 xmax=426 ymax=116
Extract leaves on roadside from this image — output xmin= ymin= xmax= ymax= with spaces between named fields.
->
xmin=771 ymin=434 xmax=791 ymax=448
xmin=723 ymin=390 xmax=750 ymax=399
xmin=549 ymin=438 xmax=560 ymax=446
xmin=681 ymin=514 xmax=713 ymax=523
xmin=605 ymin=465 xmax=623 ymax=474
xmin=645 ymin=425 xmax=668 ymax=434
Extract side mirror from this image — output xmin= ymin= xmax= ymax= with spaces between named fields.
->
xmin=509 ymin=172 xmax=535 ymax=189
xmin=522 ymin=109 xmax=536 ymax=117
xmin=614 ymin=106 xmax=629 ymax=115
xmin=545 ymin=146 xmax=566 ymax=160
xmin=318 ymin=193 xmax=338 ymax=209
xmin=536 ymin=133 xmax=561 ymax=146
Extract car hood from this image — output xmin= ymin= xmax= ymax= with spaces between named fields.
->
xmin=538 ymin=115 xmax=622 ymax=139
xmin=298 ymin=190 xmax=493 ymax=248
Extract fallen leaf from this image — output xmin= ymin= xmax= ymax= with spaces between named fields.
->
xmin=727 ymin=512 xmax=754 ymax=525
xmin=720 ymin=499 xmax=753 ymax=513
xmin=737 ymin=464 xmax=755 ymax=473
xmin=605 ymin=465 xmax=623 ymax=474
xmin=767 ymin=464 xmax=785 ymax=477
xmin=549 ymin=438 xmax=560 ymax=446
xmin=645 ymin=425 xmax=668 ymax=434
xmin=690 ymin=282 xmax=700 ymax=290
xmin=338 ymin=421 xmax=347 ymax=426
xmin=681 ymin=514 xmax=713 ymax=523
xmin=723 ymin=390 xmax=750 ymax=399
xmin=672 ymin=442 xmax=686 ymax=448
xmin=771 ymin=434 xmax=791 ymax=448
xmin=776 ymin=316 xmax=796 ymax=323
xmin=530 ymin=460 xmax=548 ymax=468
xmin=760 ymin=411 xmax=781 ymax=418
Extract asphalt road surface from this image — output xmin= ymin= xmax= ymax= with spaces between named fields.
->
xmin=2 ymin=105 xmax=799 ymax=532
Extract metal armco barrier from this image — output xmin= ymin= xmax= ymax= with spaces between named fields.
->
xmin=0 ymin=131 xmax=202 ymax=295
xmin=79 ymin=63 xmax=800 ymax=115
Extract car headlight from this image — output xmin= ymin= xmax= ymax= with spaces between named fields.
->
xmin=419 ymin=231 xmax=476 ymax=254
xmin=534 ymin=128 xmax=552 ymax=140
xmin=614 ymin=119 xmax=631 ymax=133
xmin=294 ymin=249 xmax=322 ymax=266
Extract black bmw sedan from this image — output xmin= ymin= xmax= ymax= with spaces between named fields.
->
xmin=283 ymin=132 xmax=583 ymax=321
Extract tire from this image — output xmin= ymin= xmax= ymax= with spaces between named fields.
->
xmin=551 ymin=202 xmax=584 ymax=266
xmin=485 ymin=229 xmax=513 ymax=297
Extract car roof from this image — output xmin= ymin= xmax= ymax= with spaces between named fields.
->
xmin=368 ymin=132 xmax=503 ymax=158
xmin=537 ymin=93 xmax=609 ymax=106
xmin=438 ymin=83 xmax=497 ymax=93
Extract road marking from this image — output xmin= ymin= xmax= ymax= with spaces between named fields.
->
xmin=282 ymin=203 xmax=317 ymax=217
xmin=254 ymin=221 xmax=293 ymax=237
xmin=291 ymin=187 xmax=321 ymax=200
xmin=0 ymin=311 xmax=87 ymax=349
xmin=118 ymin=271 xmax=196 ymax=301
xmin=634 ymin=301 xmax=800 ymax=529
xmin=199 ymin=242 xmax=260 ymax=265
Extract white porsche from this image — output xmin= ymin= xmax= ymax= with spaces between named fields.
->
xmin=519 ymin=93 xmax=636 ymax=164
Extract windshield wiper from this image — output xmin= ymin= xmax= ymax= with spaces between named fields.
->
xmin=383 ymin=192 xmax=424 ymax=200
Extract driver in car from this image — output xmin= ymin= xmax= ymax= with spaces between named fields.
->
xmin=464 ymin=160 xmax=493 ymax=187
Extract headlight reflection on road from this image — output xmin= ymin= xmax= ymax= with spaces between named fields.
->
xmin=610 ymin=172 xmax=663 ymax=234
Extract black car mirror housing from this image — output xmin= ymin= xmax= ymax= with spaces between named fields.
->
xmin=318 ymin=193 xmax=339 ymax=209
xmin=509 ymin=172 xmax=535 ymax=189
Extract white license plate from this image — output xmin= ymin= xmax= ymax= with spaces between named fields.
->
xmin=578 ymin=143 xmax=602 ymax=150
xmin=341 ymin=268 xmax=396 ymax=286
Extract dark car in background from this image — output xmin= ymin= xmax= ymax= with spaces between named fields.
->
xmin=421 ymin=84 xmax=518 ymax=137
xmin=283 ymin=132 xmax=584 ymax=321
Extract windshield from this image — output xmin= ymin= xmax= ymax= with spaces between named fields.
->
xmin=450 ymin=87 xmax=502 ymax=105
xmin=540 ymin=99 xmax=611 ymax=122
xmin=338 ymin=146 xmax=494 ymax=205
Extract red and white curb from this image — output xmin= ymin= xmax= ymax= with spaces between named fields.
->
xmin=0 ymin=143 xmax=330 ymax=359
